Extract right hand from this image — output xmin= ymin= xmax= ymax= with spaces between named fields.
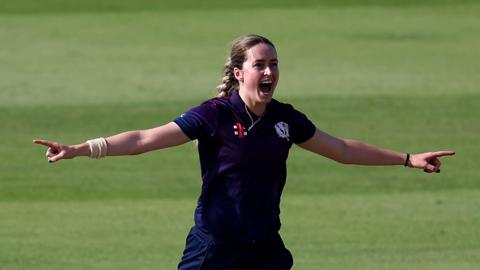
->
xmin=409 ymin=151 xmax=455 ymax=173
xmin=33 ymin=139 xmax=76 ymax=163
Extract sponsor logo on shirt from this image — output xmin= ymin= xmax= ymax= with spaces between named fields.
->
xmin=274 ymin=122 xmax=289 ymax=141
xmin=234 ymin=122 xmax=247 ymax=138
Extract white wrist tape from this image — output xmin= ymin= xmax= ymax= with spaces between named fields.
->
xmin=86 ymin=137 xmax=108 ymax=159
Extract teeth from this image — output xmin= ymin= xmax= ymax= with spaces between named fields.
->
xmin=260 ymin=80 xmax=272 ymax=84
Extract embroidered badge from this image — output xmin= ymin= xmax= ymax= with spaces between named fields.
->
xmin=233 ymin=122 xmax=247 ymax=138
xmin=274 ymin=122 xmax=289 ymax=141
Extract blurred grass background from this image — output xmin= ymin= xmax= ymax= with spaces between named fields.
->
xmin=1 ymin=0 xmax=479 ymax=269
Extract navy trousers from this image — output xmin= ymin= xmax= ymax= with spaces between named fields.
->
xmin=178 ymin=227 xmax=293 ymax=270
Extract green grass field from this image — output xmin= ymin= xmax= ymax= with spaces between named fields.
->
xmin=1 ymin=1 xmax=479 ymax=269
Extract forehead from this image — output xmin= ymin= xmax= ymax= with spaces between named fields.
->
xmin=245 ymin=43 xmax=277 ymax=62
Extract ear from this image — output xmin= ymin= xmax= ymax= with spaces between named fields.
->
xmin=234 ymin=67 xmax=244 ymax=83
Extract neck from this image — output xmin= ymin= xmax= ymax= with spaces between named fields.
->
xmin=238 ymin=90 xmax=266 ymax=116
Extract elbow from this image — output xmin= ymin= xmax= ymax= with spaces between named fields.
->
xmin=129 ymin=143 xmax=148 ymax=155
xmin=130 ymin=132 xmax=151 ymax=155
xmin=334 ymin=139 xmax=351 ymax=164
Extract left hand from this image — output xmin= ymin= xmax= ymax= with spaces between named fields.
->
xmin=409 ymin=151 xmax=455 ymax=173
xmin=33 ymin=139 xmax=77 ymax=163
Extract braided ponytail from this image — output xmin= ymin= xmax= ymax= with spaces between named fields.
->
xmin=215 ymin=34 xmax=276 ymax=98
xmin=216 ymin=58 xmax=237 ymax=98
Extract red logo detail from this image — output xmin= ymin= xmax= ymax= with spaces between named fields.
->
xmin=233 ymin=122 xmax=247 ymax=138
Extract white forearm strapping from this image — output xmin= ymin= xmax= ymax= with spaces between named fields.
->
xmin=86 ymin=137 xmax=108 ymax=159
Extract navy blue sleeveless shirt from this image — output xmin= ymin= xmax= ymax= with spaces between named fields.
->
xmin=174 ymin=90 xmax=316 ymax=242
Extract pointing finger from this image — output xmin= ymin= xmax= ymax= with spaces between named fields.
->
xmin=430 ymin=151 xmax=455 ymax=158
xmin=33 ymin=139 xmax=56 ymax=148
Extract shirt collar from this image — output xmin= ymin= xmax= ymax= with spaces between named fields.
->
xmin=229 ymin=89 xmax=247 ymax=113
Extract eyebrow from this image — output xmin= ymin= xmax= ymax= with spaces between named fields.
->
xmin=253 ymin=58 xmax=278 ymax=63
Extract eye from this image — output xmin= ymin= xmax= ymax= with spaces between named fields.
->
xmin=254 ymin=63 xmax=264 ymax=69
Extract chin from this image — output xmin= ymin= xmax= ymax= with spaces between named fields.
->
xmin=257 ymin=90 xmax=275 ymax=103
xmin=257 ymin=95 xmax=273 ymax=104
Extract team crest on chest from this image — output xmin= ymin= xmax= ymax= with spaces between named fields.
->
xmin=233 ymin=122 xmax=247 ymax=138
xmin=274 ymin=122 xmax=290 ymax=141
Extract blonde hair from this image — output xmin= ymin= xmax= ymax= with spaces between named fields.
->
xmin=216 ymin=34 xmax=276 ymax=97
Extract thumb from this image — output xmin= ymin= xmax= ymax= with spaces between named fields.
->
xmin=48 ymin=152 xmax=65 ymax=163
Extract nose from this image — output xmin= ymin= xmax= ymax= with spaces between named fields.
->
xmin=264 ymin=66 xmax=271 ymax=75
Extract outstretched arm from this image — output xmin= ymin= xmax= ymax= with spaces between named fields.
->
xmin=33 ymin=122 xmax=190 ymax=163
xmin=298 ymin=129 xmax=455 ymax=173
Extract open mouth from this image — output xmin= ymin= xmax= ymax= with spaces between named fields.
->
xmin=258 ymin=79 xmax=273 ymax=94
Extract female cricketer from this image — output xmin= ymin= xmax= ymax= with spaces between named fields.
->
xmin=33 ymin=34 xmax=455 ymax=270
